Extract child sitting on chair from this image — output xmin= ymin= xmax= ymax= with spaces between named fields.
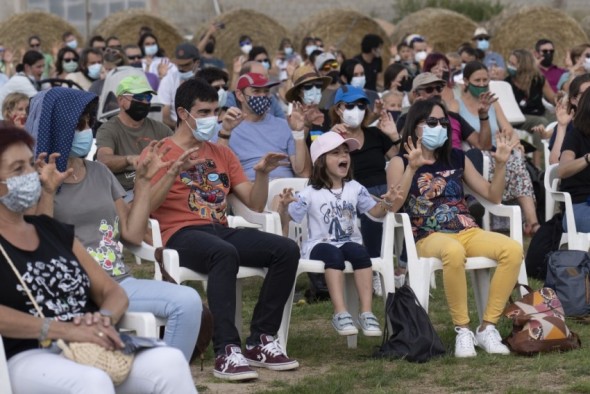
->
xmin=278 ymin=131 xmax=401 ymax=337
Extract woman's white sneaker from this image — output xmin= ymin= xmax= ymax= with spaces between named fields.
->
xmin=475 ymin=325 xmax=510 ymax=355
xmin=454 ymin=327 xmax=477 ymax=358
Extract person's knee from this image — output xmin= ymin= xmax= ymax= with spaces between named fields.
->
xmin=71 ymin=368 xmax=113 ymax=392
xmin=173 ymin=285 xmax=203 ymax=315
xmin=324 ymin=259 xmax=346 ymax=270
xmin=210 ymin=245 xmax=240 ymax=272
xmin=441 ymin=242 xmax=466 ymax=268
xmin=501 ymin=239 xmax=523 ymax=267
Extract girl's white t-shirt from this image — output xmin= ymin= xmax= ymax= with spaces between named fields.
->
xmin=288 ymin=180 xmax=376 ymax=258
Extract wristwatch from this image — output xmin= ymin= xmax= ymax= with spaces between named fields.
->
xmin=585 ymin=153 xmax=590 ymax=165
xmin=218 ymin=131 xmax=231 ymax=139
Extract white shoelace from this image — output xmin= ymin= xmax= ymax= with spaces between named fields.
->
xmin=480 ymin=327 xmax=503 ymax=347
xmin=227 ymin=349 xmax=250 ymax=366
xmin=455 ymin=328 xmax=476 ymax=350
xmin=261 ymin=338 xmax=285 ymax=357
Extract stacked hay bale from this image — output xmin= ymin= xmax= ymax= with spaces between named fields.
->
xmin=390 ymin=8 xmax=476 ymax=53
xmin=292 ymin=9 xmax=392 ymax=66
xmin=0 ymin=11 xmax=82 ymax=54
xmin=194 ymin=9 xmax=289 ymax=76
xmin=581 ymin=15 xmax=590 ymax=42
xmin=489 ymin=6 xmax=588 ymax=67
xmin=93 ymin=9 xmax=183 ymax=57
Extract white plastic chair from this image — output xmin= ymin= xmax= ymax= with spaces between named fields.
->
xmin=0 ymin=312 xmax=158 ymax=394
xmin=393 ymin=183 xmax=529 ymax=322
xmin=489 ymin=80 xmax=526 ymax=125
xmin=86 ymin=138 xmax=97 ymax=161
xmin=541 ymin=137 xmax=554 ymax=221
xmin=230 ymin=178 xmax=396 ymax=349
xmin=544 ymin=164 xmax=590 ymax=251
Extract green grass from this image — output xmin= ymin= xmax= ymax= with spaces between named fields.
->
xmin=127 ymin=250 xmax=590 ymax=393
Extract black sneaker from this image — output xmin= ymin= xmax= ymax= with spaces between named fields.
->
xmin=213 ymin=345 xmax=259 ymax=381
xmin=244 ymin=334 xmax=299 ymax=371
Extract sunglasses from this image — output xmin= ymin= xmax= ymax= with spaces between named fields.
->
xmin=321 ymin=61 xmax=339 ymax=72
xmin=475 ymin=37 xmax=490 ymax=41
xmin=302 ymin=82 xmax=323 ymax=90
xmin=423 ymin=117 xmax=450 ymax=128
xmin=258 ymin=58 xmax=269 ymax=63
xmin=213 ymin=84 xmax=228 ymax=91
xmin=418 ymin=85 xmax=444 ymax=94
xmin=240 ymin=40 xmax=252 ymax=46
xmin=343 ymin=102 xmax=367 ymax=111
xmin=124 ymin=93 xmax=153 ymax=103
xmin=63 ymin=58 xmax=77 ymax=63
xmin=127 ymin=55 xmax=142 ymax=61
xmin=541 ymin=49 xmax=555 ymax=54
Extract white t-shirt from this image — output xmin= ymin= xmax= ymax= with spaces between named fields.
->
xmin=142 ymin=57 xmax=178 ymax=77
xmin=157 ymin=68 xmax=180 ymax=122
xmin=288 ymin=180 xmax=376 ymax=258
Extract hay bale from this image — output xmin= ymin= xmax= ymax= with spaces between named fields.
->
xmin=194 ymin=9 xmax=289 ymax=76
xmin=578 ymin=15 xmax=590 ymax=44
xmin=0 ymin=11 xmax=82 ymax=54
xmin=93 ymin=9 xmax=183 ymax=58
xmin=374 ymin=18 xmax=395 ymax=38
xmin=390 ymin=8 xmax=476 ymax=53
xmin=292 ymin=9 xmax=392 ymax=65
xmin=490 ymin=6 xmax=588 ymax=68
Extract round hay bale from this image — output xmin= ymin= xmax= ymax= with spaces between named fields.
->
xmin=490 ymin=6 xmax=588 ymax=68
xmin=0 ymin=11 xmax=82 ymax=54
xmin=374 ymin=18 xmax=395 ymax=38
xmin=292 ymin=9 xmax=392 ymax=66
xmin=93 ymin=9 xmax=183 ymax=58
xmin=390 ymin=8 xmax=476 ymax=53
xmin=194 ymin=9 xmax=289 ymax=76
xmin=579 ymin=15 xmax=590 ymax=44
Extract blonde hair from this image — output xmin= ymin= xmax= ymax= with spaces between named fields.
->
xmin=2 ymin=92 xmax=28 ymax=120
xmin=382 ymin=90 xmax=404 ymax=102
xmin=511 ymin=49 xmax=541 ymax=94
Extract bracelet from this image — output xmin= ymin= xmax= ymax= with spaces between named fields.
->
xmin=218 ymin=131 xmax=231 ymax=139
xmin=380 ymin=199 xmax=393 ymax=211
xmin=99 ymin=309 xmax=113 ymax=324
xmin=39 ymin=317 xmax=52 ymax=347
xmin=292 ymin=130 xmax=305 ymax=140
xmin=585 ymin=154 xmax=590 ymax=165
xmin=392 ymin=137 xmax=403 ymax=145
xmin=479 ymin=115 xmax=489 ymax=121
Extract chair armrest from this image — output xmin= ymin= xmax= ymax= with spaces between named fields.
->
xmin=119 ymin=312 xmax=158 ymax=338
xmin=227 ymin=194 xmax=280 ymax=235
xmin=148 ymin=218 xmax=163 ymax=248
xmin=123 ymin=241 xmax=156 ymax=262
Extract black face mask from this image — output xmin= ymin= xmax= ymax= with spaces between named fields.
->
xmin=399 ymin=76 xmax=413 ymax=92
xmin=125 ymin=100 xmax=150 ymax=121
xmin=441 ymin=71 xmax=450 ymax=82
xmin=328 ymin=71 xmax=340 ymax=84
xmin=540 ymin=52 xmax=554 ymax=68
xmin=388 ymin=110 xmax=401 ymax=122
xmin=205 ymin=42 xmax=215 ymax=54
xmin=130 ymin=62 xmax=143 ymax=69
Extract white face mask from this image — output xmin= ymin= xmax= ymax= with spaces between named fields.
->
xmin=186 ymin=114 xmax=218 ymax=142
xmin=584 ymin=57 xmax=590 ymax=72
xmin=350 ymin=76 xmax=366 ymax=89
xmin=415 ymin=50 xmax=427 ymax=63
xmin=144 ymin=44 xmax=158 ymax=56
xmin=240 ymin=44 xmax=252 ymax=55
xmin=305 ymin=45 xmax=318 ymax=56
xmin=218 ymin=88 xmax=228 ymax=108
xmin=342 ymin=107 xmax=365 ymax=128
xmin=302 ymin=86 xmax=322 ymax=105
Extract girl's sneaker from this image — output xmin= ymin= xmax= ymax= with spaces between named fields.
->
xmin=358 ymin=312 xmax=382 ymax=336
xmin=332 ymin=312 xmax=358 ymax=336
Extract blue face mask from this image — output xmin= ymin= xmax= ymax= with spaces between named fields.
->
xmin=284 ymin=47 xmax=293 ymax=56
xmin=186 ymin=112 xmax=218 ymax=141
xmin=87 ymin=63 xmax=102 ymax=80
xmin=66 ymin=40 xmax=78 ymax=50
xmin=70 ymin=128 xmax=94 ymax=157
xmin=144 ymin=44 xmax=158 ymax=56
xmin=178 ymin=70 xmax=194 ymax=81
xmin=421 ymin=124 xmax=448 ymax=150
xmin=476 ymin=39 xmax=490 ymax=51
xmin=261 ymin=60 xmax=271 ymax=70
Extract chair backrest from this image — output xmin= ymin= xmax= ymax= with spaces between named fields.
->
xmin=0 ymin=335 xmax=12 ymax=394
xmin=489 ymin=80 xmax=526 ymax=125
xmin=544 ymin=163 xmax=560 ymax=194
xmin=267 ymin=178 xmax=309 ymax=246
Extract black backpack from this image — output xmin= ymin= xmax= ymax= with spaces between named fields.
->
xmin=525 ymin=212 xmax=563 ymax=280
xmin=373 ymin=285 xmax=446 ymax=363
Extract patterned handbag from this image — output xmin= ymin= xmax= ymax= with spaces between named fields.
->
xmin=503 ymin=284 xmax=581 ymax=355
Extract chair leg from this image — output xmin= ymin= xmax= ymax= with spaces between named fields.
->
xmin=344 ymin=274 xmax=358 ymax=349
xmin=408 ymin=261 xmax=432 ymax=312
xmin=277 ymin=278 xmax=298 ymax=356
xmin=469 ymin=270 xmax=491 ymax=323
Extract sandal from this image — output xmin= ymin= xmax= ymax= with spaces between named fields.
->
xmin=524 ymin=222 xmax=540 ymax=237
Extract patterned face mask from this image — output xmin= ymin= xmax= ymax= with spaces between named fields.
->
xmin=246 ymin=95 xmax=272 ymax=116
xmin=0 ymin=172 xmax=42 ymax=212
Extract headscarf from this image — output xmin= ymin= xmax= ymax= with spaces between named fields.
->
xmin=25 ymin=87 xmax=97 ymax=173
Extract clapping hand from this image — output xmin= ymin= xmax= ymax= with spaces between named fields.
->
xmin=377 ymin=110 xmax=399 ymax=140
xmin=555 ymin=96 xmax=573 ymax=126
xmin=253 ymin=152 xmax=290 ymax=175
xmin=288 ymin=102 xmax=305 ymax=131
xmin=221 ymin=107 xmax=244 ymax=133
xmin=36 ymin=152 xmax=73 ymax=193
xmin=491 ymin=130 xmax=518 ymax=164
xmin=135 ymin=140 xmax=171 ymax=182
xmin=477 ymin=91 xmax=498 ymax=115
xmin=403 ymin=137 xmax=434 ymax=170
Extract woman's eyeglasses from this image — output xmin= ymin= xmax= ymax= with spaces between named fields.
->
xmin=321 ymin=61 xmax=339 ymax=72
xmin=302 ymin=83 xmax=323 ymax=90
xmin=423 ymin=117 xmax=450 ymax=128
xmin=63 ymin=58 xmax=77 ymax=63
xmin=343 ymin=102 xmax=367 ymax=110
xmin=418 ymin=85 xmax=444 ymax=94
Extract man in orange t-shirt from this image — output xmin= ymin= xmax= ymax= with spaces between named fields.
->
xmin=146 ymin=78 xmax=300 ymax=382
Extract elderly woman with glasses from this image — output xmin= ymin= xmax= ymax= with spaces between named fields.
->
xmin=386 ymin=98 xmax=522 ymax=359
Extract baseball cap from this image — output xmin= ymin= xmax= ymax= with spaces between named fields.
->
xmin=314 ymin=52 xmax=336 ymax=71
xmin=334 ymin=85 xmax=369 ymax=105
xmin=473 ymin=27 xmax=490 ymax=39
xmin=174 ymin=42 xmax=200 ymax=61
xmin=236 ymin=72 xmax=280 ymax=90
xmin=411 ymin=72 xmax=446 ymax=92
xmin=310 ymin=131 xmax=361 ymax=164
xmin=116 ymin=75 xmax=156 ymax=96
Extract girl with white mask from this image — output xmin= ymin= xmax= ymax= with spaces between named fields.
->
xmin=330 ymin=85 xmax=402 ymax=293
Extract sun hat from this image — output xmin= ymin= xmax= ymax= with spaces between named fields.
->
xmin=285 ymin=65 xmax=331 ymax=102
xmin=310 ymin=131 xmax=361 ymax=164
xmin=411 ymin=72 xmax=446 ymax=92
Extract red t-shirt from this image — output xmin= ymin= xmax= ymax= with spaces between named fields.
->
xmin=147 ymin=138 xmax=249 ymax=244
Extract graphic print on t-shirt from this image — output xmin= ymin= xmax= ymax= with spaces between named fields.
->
xmin=180 ymin=158 xmax=229 ymax=223
xmin=87 ymin=217 xmax=126 ymax=276
xmin=321 ymin=199 xmax=355 ymax=243
xmin=18 ymin=256 xmax=90 ymax=321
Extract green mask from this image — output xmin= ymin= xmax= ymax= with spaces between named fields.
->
xmin=467 ymin=84 xmax=489 ymax=98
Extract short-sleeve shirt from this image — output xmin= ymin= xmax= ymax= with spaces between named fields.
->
xmin=157 ymin=70 xmax=180 ymax=122
xmin=96 ymin=116 xmax=173 ymax=190
xmin=0 ymin=215 xmax=94 ymax=359
xmin=353 ymin=54 xmax=383 ymax=91
xmin=400 ymin=149 xmax=478 ymax=242
xmin=148 ymin=139 xmax=249 ymax=245
xmin=559 ymin=128 xmax=590 ymax=204
xmin=53 ymin=160 xmax=130 ymax=281
xmin=288 ymin=180 xmax=376 ymax=258
xmin=351 ymin=126 xmax=394 ymax=188
xmin=505 ymin=75 xmax=546 ymax=116
xmin=228 ymin=113 xmax=296 ymax=180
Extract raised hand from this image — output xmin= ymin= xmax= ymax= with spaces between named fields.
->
xmin=477 ymin=91 xmax=498 ymax=115
xmin=491 ymin=130 xmax=518 ymax=164
xmin=373 ymin=99 xmax=384 ymax=116
xmin=555 ymin=97 xmax=573 ymax=126
xmin=303 ymin=105 xmax=324 ymax=129
xmin=167 ymin=146 xmax=200 ymax=176
xmin=377 ymin=109 xmax=399 ymax=140
xmin=380 ymin=184 xmax=403 ymax=207
xmin=135 ymin=140 xmax=171 ymax=181
xmin=253 ymin=152 xmax=290 ymax=175
xmin=287 ymin=102 xmax=305 ymax=131
xmin=157 ymin=58 xmax=169 ymax=79
xmin=278 ymin=187 xmax=296 ymax=210
xmin=36 ymin=152 xmax=73 ymax=193
xmin=221 ymin=107 xmax=244 ymax=132
xmin=403 ymin=137 xmax=434 ymax=170
xmin=331 ymin=123 xmax=351 ymax=138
